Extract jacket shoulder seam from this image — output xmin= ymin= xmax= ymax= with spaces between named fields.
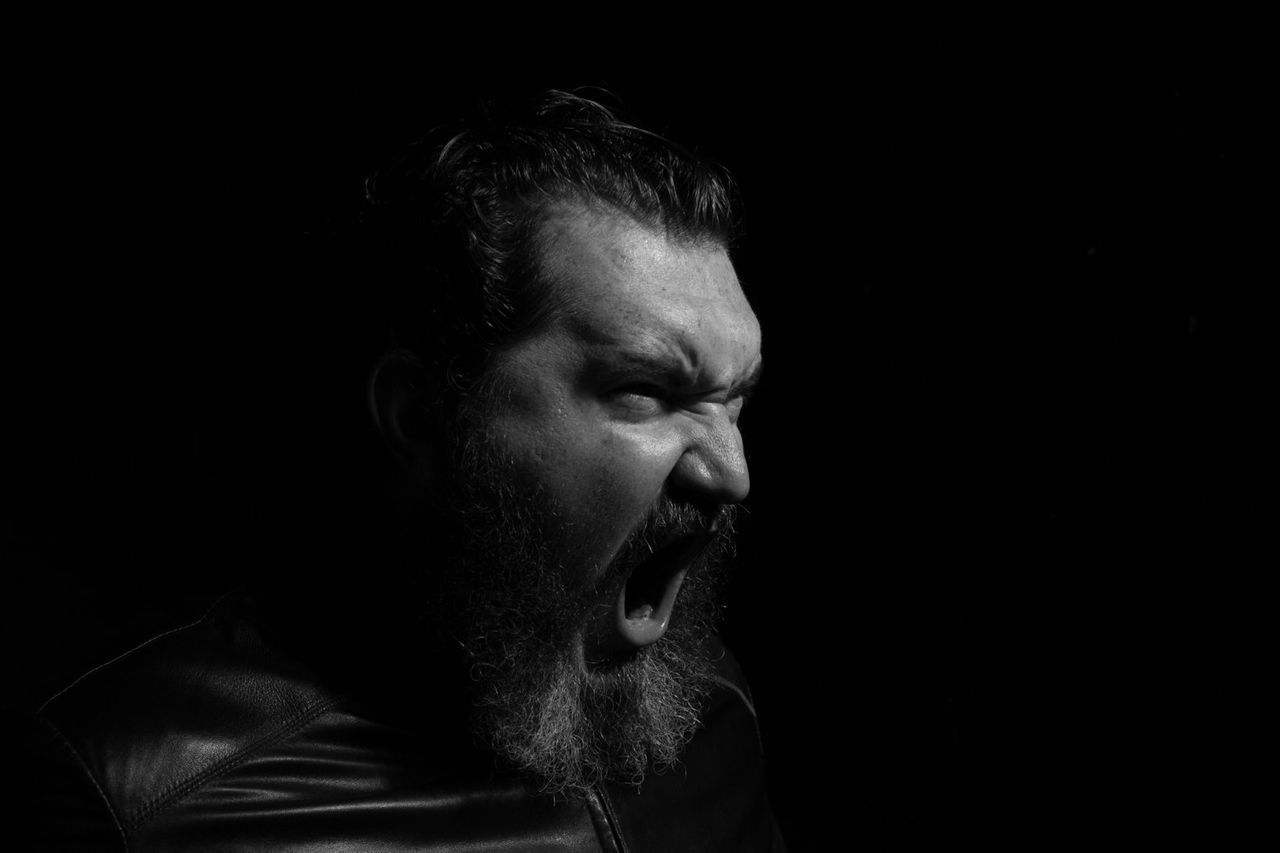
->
xmin=37 ymin=591 xmax=234 ymax=714
xmin=44 ymin=716 xmax=131 ymax=853
xmin=122 ymin=694 xmax=339 ymax=834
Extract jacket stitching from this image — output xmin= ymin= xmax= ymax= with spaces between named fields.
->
xmin=45 ymin=718 xmax=131 ymax=853
xmin=37 ymin=592 xmax=233 ymax=715
xmin=122 ymin=694 xmax=339 ymax=834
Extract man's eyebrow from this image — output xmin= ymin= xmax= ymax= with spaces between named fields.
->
xmin=587 ymin=348 xmax=692 ymax=381
xmin=587 ymin=348 xmax=763 ymax=398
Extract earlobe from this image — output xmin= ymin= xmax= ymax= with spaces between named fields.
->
xmin=368 ymin=348 xmax=441 ymax=483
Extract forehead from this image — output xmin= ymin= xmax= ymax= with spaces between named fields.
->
xmin=536 ymin=205 xmax=761 ymax=370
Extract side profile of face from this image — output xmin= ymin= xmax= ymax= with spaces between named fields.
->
xmin=415 ymin=202 xmax=762 ymax=794
xmin=488 ymin=203 xmax=762 ymax=657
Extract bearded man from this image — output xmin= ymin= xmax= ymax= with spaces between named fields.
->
xmin=14 ymin=91 xmax=786 ymax=851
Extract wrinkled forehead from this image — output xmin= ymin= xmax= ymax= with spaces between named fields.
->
xmin=536 ymin=204 xmax=761 ymax=364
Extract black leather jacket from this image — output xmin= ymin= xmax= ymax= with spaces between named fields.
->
xmin=14 ymin=591 xmax=787 ymax=851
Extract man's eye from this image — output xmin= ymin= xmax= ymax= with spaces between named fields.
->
xmin=608 ymin=385 xmax=668 ymax=415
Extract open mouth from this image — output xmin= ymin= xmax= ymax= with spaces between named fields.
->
xmin=612 ymin=531 xmax=717 ymax=648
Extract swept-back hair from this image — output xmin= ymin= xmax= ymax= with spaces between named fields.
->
xmin=361 ymin=90 xmax=739 ymax=405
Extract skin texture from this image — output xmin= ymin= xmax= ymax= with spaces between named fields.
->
xmin=485 ymin=204 xmax=763 ymax=663
xmin=372 ymin=202 xmax=763 ymax=792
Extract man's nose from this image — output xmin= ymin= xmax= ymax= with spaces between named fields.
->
xmin=668 ymin=412 xmax=750 ymax=505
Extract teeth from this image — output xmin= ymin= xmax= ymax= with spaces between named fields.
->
xmin=628 ymin=603 xmax=654 ymax=621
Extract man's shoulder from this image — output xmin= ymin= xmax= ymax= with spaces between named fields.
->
xmin=18 ymin=602 xmax=784 ymax=851
xmin=18 ymin=592 xmax=612 ymax=850
xmin=34 ymin=591 xmax=338 ymax=831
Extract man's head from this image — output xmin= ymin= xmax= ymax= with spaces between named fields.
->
xmin=365 ymin=92 xmax=761 ymax=795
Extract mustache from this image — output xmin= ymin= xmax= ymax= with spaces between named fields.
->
xmin=595 ymin=497 xmax=740 ymax=595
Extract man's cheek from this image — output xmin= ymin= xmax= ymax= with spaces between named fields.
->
xmin=600 ymin=427 xmax=682 ymax=494
xmin=584 ymin=454 xmax=664 ymax=530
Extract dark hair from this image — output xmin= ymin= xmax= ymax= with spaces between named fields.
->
xmin=361 ymin=90 xmax=739 ymax=405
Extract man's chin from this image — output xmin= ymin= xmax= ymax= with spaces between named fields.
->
xmin=472 ymin=627 xmax=716 ymax=797
xmin=431 ymin=421 xmax=736 ymax=795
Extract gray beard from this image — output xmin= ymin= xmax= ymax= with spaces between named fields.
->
xmin=426 ymin=420 xmax=737 ymax=797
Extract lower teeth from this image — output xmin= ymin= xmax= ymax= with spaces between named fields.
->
xmin=628 ymin=602 xmax=654 ymax=621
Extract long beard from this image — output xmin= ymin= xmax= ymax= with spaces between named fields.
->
xmin=425 ymin=421 xmax=737 ymax=796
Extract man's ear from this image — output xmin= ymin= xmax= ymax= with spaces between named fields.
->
xmin=368 ymin=348 xmax=441 ymax=485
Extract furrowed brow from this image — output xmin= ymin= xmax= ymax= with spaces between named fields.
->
xmin=597 ymin=348 xmax=693 ymax=380
xmin=580 ymin=347 xmax=694 ymax=390
xmin=729 ymin=359 xmax=764 ymax=400
xmin=585 ymin=344 xmax=762 ymax=400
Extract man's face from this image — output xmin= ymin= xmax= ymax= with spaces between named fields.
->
xmin=432 ymin=204 xmax=761 ymax=793
xmin=487 ymin=205 xmax=761 ymax=660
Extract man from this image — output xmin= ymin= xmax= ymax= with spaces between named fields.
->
xmin=15 ymin=91 xmax=785 ymax=851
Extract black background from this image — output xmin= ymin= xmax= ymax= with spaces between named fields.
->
xmin=3 ymin=34 xmax=1277 ymax=850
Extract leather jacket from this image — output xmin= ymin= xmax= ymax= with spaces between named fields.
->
xmin=14 ymin=590 xmax=787 ymax=851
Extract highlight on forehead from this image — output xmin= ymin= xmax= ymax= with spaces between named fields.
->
xmin=531 ymin=199 xmax=731 ymax=311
